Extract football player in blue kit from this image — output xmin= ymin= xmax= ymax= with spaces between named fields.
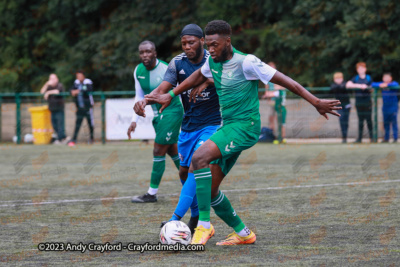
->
xmin=134 ymin=24 xmax=221 ymax=234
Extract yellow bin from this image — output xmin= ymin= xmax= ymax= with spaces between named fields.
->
xmin=28 ymin=106 xmax=53 ymax=144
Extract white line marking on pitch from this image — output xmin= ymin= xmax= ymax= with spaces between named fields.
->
xmin=1 ymin=179 xmax=399 ymax=208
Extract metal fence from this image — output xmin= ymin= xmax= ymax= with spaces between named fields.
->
xmin=0 ymin=87 xmax=396 ymax=144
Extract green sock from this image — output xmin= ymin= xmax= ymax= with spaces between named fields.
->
xmin=194 ymin=168 xmax=212 ymax=222
xmin=211 ymin=191 xmax=245 ymax=232
xmin=170 ymin=154 xmax=180 ymax=170
xmin=149 ymin=156 xmax=165 ymax=189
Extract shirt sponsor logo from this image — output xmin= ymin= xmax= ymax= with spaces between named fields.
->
xmin=138 ymin=76 xmax=145 ymax=79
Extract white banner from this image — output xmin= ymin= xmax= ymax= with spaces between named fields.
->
xmin=106 ymin=99 xmax=155 ymax=140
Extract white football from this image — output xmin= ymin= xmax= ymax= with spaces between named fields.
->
xmin=160 ymin=221 xmax=191 ymax=245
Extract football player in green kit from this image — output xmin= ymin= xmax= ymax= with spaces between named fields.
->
xmin=146 ymin=21 xmax=341 ymax=246
xmin=128 ymin=40 xmax=184 ymax=203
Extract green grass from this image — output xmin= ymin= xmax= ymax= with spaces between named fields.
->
xmin=0 ymin=142 xmax=399 ymax=266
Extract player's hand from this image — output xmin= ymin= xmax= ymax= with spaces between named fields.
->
xmin=314 ymin=99 xmax=342 ymax=120
xmin=44 ymin=92 xmax=49 ymax=100
xmin=134 ymin=99 xmax=147 ymax=117
xmin=189 ymin=82 xmax=208 ymax=103
xmin=360 ymin=84 xmax=368 ymax=90
xmin=127 ymin=122 xmax=137 ymax=140
xmin=145 ymin=93 xmax=172 ymax=114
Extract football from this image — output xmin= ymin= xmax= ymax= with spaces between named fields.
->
xmin=160 ymin=221 xmax=191 ymax=245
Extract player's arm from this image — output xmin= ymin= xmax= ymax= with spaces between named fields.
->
xmin=128 ymin=69 xmax=145 ymax=139
xmin=144 ymin=81 xmax=174 ymax=105
xmin=189 ymin=78 xmax=214 ymax=103
xmin=270 ymin=72 xmax=341 ymax=119
xmin=145 ymin=69 xmax=207 ymax=113
xmin=243 ymin=55 xmax=341 ymax=119
xmin=143 ymin=58 xmax=178 ymax=105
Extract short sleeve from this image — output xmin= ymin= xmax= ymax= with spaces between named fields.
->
xmin=242 ymin=55 xmax=277 ymax=84
xmin=200 ymin=57 xmax=213 ymax=78
xmin=131 ymin=66 xmax=145 ymax=123
xmin=163 ymin=57 xmax=178 ymax=86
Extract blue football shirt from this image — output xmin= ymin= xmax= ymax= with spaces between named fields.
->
xmin=163 ymin=50 xmax=221 ymax=132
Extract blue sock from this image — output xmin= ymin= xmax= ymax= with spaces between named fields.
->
xmin=170 ymin=173 xmax=198 ymax=220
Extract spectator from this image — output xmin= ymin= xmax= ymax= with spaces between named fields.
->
xmin=39 ymin=74 xmax=68 ymax=144
xmin=371 ymin=73 xmax=399 ymax=143
xmin=346 ymin=62 xmax=373 ymax=143
xmin=68 ymin=71 xmax=94 ymax=146
xmin=330 ymin=72 xmax=351 ymax=143
xmin=262 ymin=62 xmax=287 ymax=143
xmin=262 ymin=62 xmax=278 ymax=132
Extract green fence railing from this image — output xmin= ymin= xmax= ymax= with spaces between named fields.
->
xmin=0 ymin=86 xmax=396 ymax=144
xmin=1 ymin=91 xmax=134 ymax=144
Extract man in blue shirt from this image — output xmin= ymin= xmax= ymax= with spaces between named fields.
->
xmin=134 ymin=24 xmax=222 ymax=234
xmin=372 ymin=73 xmax=399 ymax=143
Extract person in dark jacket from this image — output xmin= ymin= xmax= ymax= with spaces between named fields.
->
xmin=330 ymin=72 xmax=351 ymax=143
xmin=346 ymin=62 xmax=373 ymax=143
xmin=40 ymin=74 xmax=67 ymax=144
xmin=68 ymin=71 xmax=94 ymax=146
xmin=372 ymin=73 xmax=399 ymax=143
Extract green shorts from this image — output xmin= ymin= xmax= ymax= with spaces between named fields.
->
xmin=210 ymin=120 xmax=261 ymax=175
xmin=152 ymin=112 xmax=183 ymax=145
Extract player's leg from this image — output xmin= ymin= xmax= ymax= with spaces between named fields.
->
xmin=162 ymin=111 xmax=183 ymax=170
xmin=166 ymin=143 xmax=180 ymax=170
xmin=189 ymin=140 xmax=221 ymax=244
xmin=209 ymin=163 xmax=256 ymax=245
xmin=281 ymin=106 xmax=287 ymax=143
xmin=131 ymin=112 xmax=180 ymax=203
xmin=131 ymin=142 xmax=170 ymax=203
xmin=191 ymin=121 xmax=260 ymax=245
xmin=165 ymin=126 xmax=219 ymax=233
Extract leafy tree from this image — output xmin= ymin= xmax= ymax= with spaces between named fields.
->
xmin=1 ymin=0 xmax=399 ymax=93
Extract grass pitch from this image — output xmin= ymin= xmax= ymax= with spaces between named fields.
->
xmin=0 ymin=142 xmax=399 ymax=266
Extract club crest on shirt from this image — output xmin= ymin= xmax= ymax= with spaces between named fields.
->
xmin=222 ymin=70 xmax=234 ymax=79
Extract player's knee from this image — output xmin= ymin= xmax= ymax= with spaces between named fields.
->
xmin=191 ymin=153 xmax=210 ymax=170
xmin=153 ymin=146 xmax=166 ymax=157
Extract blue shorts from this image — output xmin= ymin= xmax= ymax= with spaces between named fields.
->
xmin=178 ymin=125 xmax=220 ymax=167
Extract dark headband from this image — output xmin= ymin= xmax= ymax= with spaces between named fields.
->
xmin=180 ymin=24 xmax=203 ymax=39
